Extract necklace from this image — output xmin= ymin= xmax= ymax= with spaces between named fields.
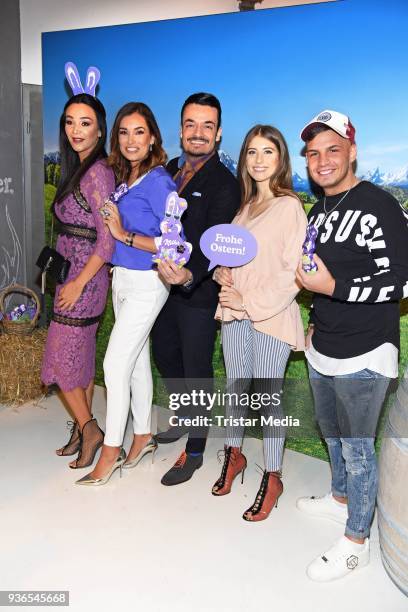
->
xmin=321 ymin=180 xmax=360 ymax=224
xmin=303 ymin=182 xmax=359 ymax=272
xmin=322 ymin=188 xmax=350 ymax=223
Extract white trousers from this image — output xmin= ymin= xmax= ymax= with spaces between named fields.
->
xmin=103 ymin=267 xmax=169 ymax=446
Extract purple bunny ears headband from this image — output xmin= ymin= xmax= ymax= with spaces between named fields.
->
xmin=64 ymin=61 xmax=101 ymax=97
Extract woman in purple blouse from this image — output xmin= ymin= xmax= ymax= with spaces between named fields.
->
xmin=76 ymin=102 xmax=174 ymax=485
xmin=41 ymin=93 xmax=115 ymax=468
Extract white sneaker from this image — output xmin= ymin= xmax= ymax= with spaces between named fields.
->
xmin=307 ymin=536 xmax=370 ymax=582
xmin=296 ymin=492 xmax=348 ymax=525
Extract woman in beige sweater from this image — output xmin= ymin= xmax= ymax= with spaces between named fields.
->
xmin=212 ymin=124 xmax=307 ymax=521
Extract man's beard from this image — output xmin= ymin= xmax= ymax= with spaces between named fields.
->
xmin=184 ymin=138 xmax=214 ymax=157
xmin=186 ymin=149 xmax=212 ymax=158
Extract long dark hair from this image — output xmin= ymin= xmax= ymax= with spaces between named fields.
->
xmin=237 ymin=124 xmax=299 ymax=214
xmin=54 ymin=93 xmax=108 ymax=203
xmin=108 ymin=102 xmax=167 ymax=183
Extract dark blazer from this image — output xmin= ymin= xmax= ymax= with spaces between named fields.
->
xmin=167 ymin=152 xmax=240 ymax=309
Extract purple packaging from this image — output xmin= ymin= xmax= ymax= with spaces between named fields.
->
xmin=5 ymin=303 xmax=31 ymax=321
xmin=302 ymin=224 xmax=318 ymax=273
xmin=27 ymin=305 xmax=37 ymax=320
xmin=100 ymin=183 xmax=129 ymax=218
xmin=152 ymin=192 xmax=192 ymax=268
xmin=109 ymin=182 xmax=128 ymax=203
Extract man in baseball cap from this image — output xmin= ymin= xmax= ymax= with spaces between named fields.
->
xmin=296 ymin=109 xmax=408 ymax=582
xmin=300 ymin=109 xmax=356 ymax=144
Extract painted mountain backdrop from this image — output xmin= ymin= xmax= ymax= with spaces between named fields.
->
xmin=361 ymin=166 xmax=408 ymax=188
xmin=43 ymin=151 xmax=408 ymax=207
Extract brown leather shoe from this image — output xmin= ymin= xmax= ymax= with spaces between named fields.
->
xmin=212 ymin=446 xmax=247 ymax=496
xmin=243 ymin=470 xmax=283 ymax=521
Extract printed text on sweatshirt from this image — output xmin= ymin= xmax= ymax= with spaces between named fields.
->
xmin=308 ymin=181 xmax=408 ymax=359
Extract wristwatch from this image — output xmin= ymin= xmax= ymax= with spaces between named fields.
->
xmin=182 ymin=271 xmax=194 ymax=289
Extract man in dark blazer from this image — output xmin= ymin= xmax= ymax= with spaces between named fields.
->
xmin=152 ymin=92 xmax=240 ymax=486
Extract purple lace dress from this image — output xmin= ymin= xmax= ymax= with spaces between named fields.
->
xmin=41 ymin=160 xmax=115 ymax=392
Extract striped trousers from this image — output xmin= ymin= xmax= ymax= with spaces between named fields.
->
xmin=222 ymin=319 xmax=291 ymax=472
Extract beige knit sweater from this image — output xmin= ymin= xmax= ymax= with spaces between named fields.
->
xmin=215 ymin=195 xmax=307 ymax=351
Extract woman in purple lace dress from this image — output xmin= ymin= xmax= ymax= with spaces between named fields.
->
xmin=41 ymin=93 xmax=115 ymax=469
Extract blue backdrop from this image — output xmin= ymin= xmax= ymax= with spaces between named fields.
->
xmin=42 ymin=0 xmax=408 ymax=193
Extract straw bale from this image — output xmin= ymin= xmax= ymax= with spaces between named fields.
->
xmin=0 ymin=328 xmax=47 ymax=405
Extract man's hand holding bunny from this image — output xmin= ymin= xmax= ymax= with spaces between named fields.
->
xmin=157 ymin=259 xmax=192 ymax=285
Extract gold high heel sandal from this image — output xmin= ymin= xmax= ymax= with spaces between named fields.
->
xmin=75 ymin=448 xmax=126 ymax=486
xmin=123 ymin=437 xmax=158 ymax=469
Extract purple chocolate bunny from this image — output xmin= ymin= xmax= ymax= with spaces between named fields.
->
xmin=100 ymin=183 xmax=129 ymax=218
xmin=302 ymin=224 xmax=318 ymax=273
xmin=152 ymin=191 xmax=192 ymax=268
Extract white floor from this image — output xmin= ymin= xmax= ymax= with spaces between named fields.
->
xmin=1 ymin=386 xmax=406 ymax=612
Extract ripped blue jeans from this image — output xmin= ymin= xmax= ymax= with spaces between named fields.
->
xmin=308 ymin=364 xmax=390 ymax=539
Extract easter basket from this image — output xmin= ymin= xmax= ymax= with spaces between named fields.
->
xmin=0 ymin=284 xmax=40 ymax=336
xmin=0 ymin=285 xmax=47 ymax=405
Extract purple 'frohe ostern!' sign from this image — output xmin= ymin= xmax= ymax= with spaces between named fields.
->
xmin=200 ymin=224 xmax=257 ymax=270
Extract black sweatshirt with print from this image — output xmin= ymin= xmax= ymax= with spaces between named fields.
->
xmin=308 ymin=181 xmax=408 ymax=359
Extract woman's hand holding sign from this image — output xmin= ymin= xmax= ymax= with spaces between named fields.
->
xmin=213 ymin=266 xmax=233 ymax=287
xmin=200 ymin=224 xmax=257 ymax=313
xmin=219 ymin=285 xmax=244 ymax=311
xmin=215 ymin=265 xmax=245 ymax=312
